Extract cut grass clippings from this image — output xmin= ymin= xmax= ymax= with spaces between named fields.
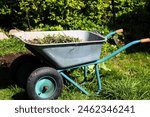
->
xmin=27 ymin=34 xmax=80 ymax=44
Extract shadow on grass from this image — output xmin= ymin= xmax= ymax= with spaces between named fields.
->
xmin=0 ymin=65 xmax=11 ymax=89
xmin=0 ymin=52 xmax=30 ymax=100
xmin=0 ymin=65 xmax=29 ymax=100
xmin=11 ymin=91 xmax=29 ymax=100
xmin=0 ymin=52 xmax=22 ymax=89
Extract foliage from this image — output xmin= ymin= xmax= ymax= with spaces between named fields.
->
xmin=0 ymin=0 xmax=148 ymax=33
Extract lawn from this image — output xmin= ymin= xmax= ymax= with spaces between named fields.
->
xmin=0 ymin=38 xmax=149 ymax=100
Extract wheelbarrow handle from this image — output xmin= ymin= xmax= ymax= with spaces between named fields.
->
xmin=105 ymin=29 xmax=123 ymax=40
xmin=115 ymin=29 xmax=124 ymax=34
xmin=141 ymin=38 xmax=150 ymax=43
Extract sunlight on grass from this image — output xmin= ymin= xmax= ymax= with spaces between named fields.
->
xmin=0 ymin=39 xmax=149 ymax=100
xmin=0 ymin=38 xmax=27 ymax=56
xmin=0 ymin=85 xmax=25 ymax=100
xmin=58 ymin=43 xmax=150 ymax=100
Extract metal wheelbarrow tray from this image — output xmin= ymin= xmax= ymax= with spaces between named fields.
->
xmin=14 ymin=30 xmax=105 ymax=68
xmin=12 ymin=29 xmax=150 ymax=100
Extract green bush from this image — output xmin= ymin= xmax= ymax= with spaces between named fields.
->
xmin=0 ymin=0 xmax=148 ymax=32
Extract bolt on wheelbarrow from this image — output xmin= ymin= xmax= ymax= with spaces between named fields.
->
xmin=12 ymin=29 xmax=150 ymax=100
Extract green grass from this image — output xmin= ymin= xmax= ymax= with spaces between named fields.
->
xmin=58 ymin=51 xmax=150 ymax=100
xmin=100 ymin=52 xmax=150 ymax=100
xmin=0 ymin=38 xmax=27 ymax=56
xmin=0 ymin=85 xmax=25 ymax=100
xmin=0 ymin=39 xmax=149 ymax=100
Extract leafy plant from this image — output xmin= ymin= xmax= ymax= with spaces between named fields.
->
xmin=0 ymin=0 xmax=147 ymax=32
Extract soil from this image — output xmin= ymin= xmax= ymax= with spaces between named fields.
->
xmin=0 ymin=52 xmax=29 ymax=88
xmin=0 ymin=52 xmax=30 ymax=99
xmin=0 ymin=52 xmax=29 ymax=67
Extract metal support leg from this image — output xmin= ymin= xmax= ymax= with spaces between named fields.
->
xmin=95 ymin=64 xmax=102 ymax=95
xmin=60 ymin=72 xmax=89 ymax=95
xmin=84 ymin=66 xmax=88 ymax=81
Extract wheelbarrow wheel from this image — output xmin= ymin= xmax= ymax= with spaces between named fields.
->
xmin=9 ymin=54 xmax=40 ymax=88
xmin=27 ymin=67 xmax=63 ymax=100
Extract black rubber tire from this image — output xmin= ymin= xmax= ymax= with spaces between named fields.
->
xmin=26 ymin=67 xmax=63 ymax=100
xmin=9 ymin=54 xmax=41 ymax=88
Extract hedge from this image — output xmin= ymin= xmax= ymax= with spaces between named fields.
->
xmin=0 ymin=0 xmax=148 ymax=33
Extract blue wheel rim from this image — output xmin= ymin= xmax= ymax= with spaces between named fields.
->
xmin=35 ymin=76 xmax=57 ymax=99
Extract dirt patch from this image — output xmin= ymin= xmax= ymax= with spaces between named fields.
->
xmin=0 ymin=52 xmax=30 ymax=89
xmin=0 ymin=52 xmax=29 ymax=67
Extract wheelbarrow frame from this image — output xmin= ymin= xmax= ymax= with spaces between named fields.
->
xmin=58 ymin=39 xmax=142 ymax=95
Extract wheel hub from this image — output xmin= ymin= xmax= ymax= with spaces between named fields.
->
xmin=35 ymin=77 xmax=56 ymax=99
xmin=42 ymin=86 xmax=49 ymax=93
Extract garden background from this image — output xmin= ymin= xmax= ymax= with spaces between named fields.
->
xmin=0 ymin=0 xmax=150 ymax=99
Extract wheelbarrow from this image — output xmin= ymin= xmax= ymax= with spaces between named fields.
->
xmin=12 ymin=29 xmax=150 ymax=100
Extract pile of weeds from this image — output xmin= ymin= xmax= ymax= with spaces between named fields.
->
xmin=27 ymin=34 xmax=80 ymax=44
